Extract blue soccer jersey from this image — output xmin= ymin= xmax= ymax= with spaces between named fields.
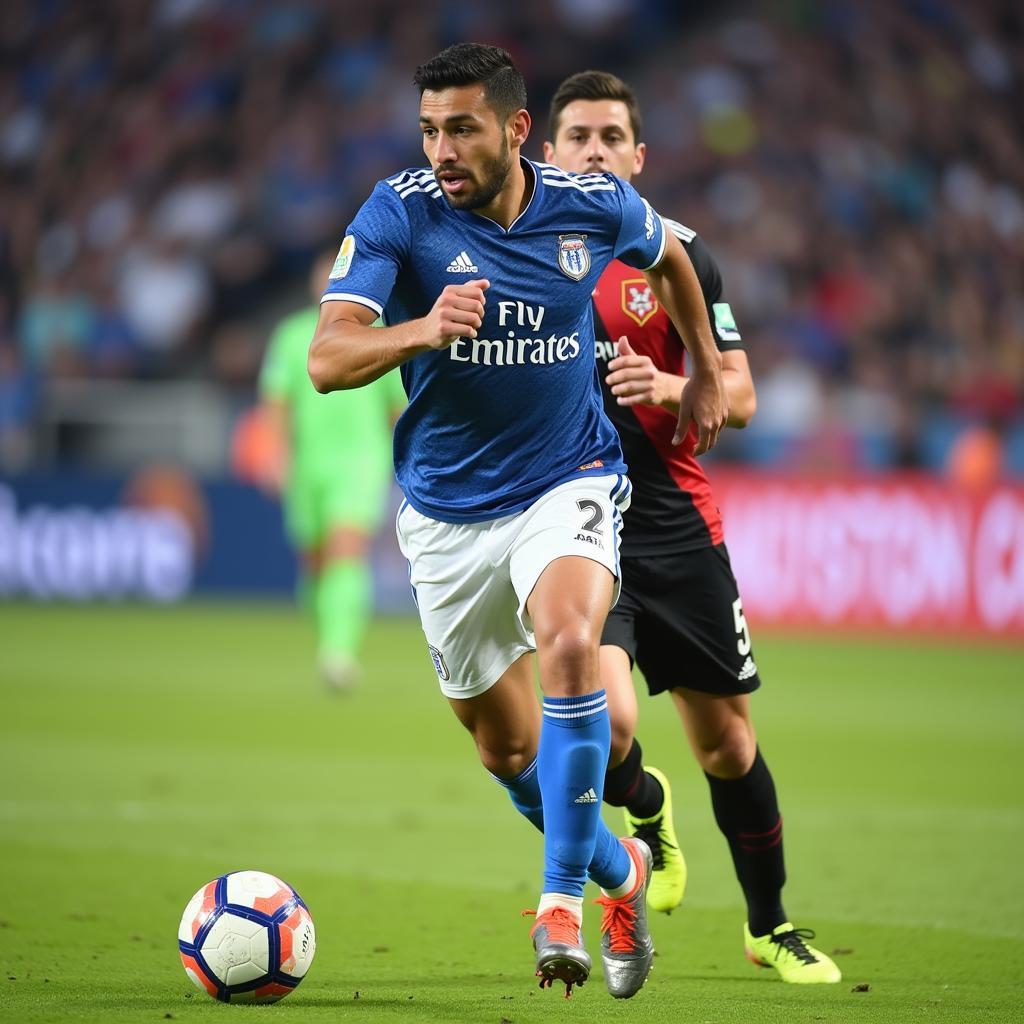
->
xmin=322 ymin=158 xmax=667 ymax=523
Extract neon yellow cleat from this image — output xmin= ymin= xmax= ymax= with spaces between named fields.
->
xmin=622 ymin=765 xmax=686 ymax=913
xmin=743 ymin=922 xmax=842 ymax=984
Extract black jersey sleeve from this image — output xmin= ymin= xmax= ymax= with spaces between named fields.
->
xmin=663 ymin=217 xmax=745 ymax=352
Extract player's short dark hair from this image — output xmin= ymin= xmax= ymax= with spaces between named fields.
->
xmin=413 ymin=43 xmax=527 ymax=125
xmin=549 ymin=70 xmax=643 ymax=144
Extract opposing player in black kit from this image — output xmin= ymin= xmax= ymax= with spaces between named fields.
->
xmin=545 ymin=70 xmax=841 ymax=984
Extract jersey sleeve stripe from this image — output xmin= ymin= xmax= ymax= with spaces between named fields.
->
xmin=320 ymin=293 xmax=385 ymax=316
xmin=541 ymin=172 xmax=609 ymax=184
xmin=663 ymin=216 xmax=696 ymax=242
xmin=388 ymin=169 xmax=443 ymax=200
xmin=541 ymin=177 xmax=616 ymax=192
xmin=537 ymin=163 xmax=608 ymax=181
xmin=397 ymin=182 xmax=442 ymax=199
xmin=641 ymin=222 xmax=668 ymax=271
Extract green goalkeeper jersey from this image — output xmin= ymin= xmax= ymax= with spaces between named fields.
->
xmin=259 ymin=307 xmax=404 ymax=481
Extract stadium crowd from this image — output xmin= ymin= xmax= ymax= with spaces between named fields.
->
xmin=1 ymin=0 xmax=1022 ymax=474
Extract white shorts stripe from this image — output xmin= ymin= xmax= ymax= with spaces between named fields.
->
xmin=611 ymin=474 xmax=628 ymax=505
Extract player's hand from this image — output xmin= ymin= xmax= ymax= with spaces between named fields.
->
xmin=674 ymin=355 xmax=728 ymax=454
xmin=423 ymin=279 xmax=489 ymax=349
xmin=606 ymin=335 xmax=670 ymax=407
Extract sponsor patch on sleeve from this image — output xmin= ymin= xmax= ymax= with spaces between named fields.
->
xmin=712 ymin=302 xmax=741 ymax=340
xmin=329 ymin=236 xmax=356 ymax=280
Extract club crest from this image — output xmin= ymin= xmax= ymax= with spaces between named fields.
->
xmin=621 ymin=278 xmax=660 ymax=326
xmin=557 ymin=233 xmax=591 ymax=281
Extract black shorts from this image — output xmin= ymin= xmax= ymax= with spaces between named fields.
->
xmin=603 ymin=543 xmax=761 ymax=697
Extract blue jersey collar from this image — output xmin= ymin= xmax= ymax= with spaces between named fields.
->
xmin=448 ymin=157 xmax=542 ymax=235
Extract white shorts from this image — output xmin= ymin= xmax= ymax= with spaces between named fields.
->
xmin=396 ymin=474 xmax=632 ymax=700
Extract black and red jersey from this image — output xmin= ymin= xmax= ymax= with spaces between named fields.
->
xmin=592 ymin=219 xmax=744 ymax=556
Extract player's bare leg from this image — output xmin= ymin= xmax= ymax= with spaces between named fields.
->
xmin=669 ymin=688 xmax=756 ymax=779
xmin=671 ymin=688 xmax=840 ymax=983
xmin=601 ymin=645 xmax=639 ymax=766
xmin=446 ymin=653 xmax=540 ymax=786
xmin=527 ymin=555 xmax=612 ymax=699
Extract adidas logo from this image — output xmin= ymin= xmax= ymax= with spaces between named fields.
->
xmin=738 ymin=656 xmax=758 ymax=681
xmin=574 ymin=787 xmax=598 ymax=805
xmin=446 ymin=251 xmax=479 ymax=273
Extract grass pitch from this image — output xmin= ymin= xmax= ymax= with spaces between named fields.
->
xmin=1 ymin=604 xmax=1021 ymax=1023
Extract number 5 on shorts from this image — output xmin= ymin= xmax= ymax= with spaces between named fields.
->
xmin=732 ymin=597 xmax=751 ymax=656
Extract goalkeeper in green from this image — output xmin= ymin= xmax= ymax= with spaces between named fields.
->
xmin=258 ymin=250 xmax=405 ymax=689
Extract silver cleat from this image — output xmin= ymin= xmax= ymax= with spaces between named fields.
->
xmin=526 ymin=907 xmax=591 ymax=998
xmin=596 ymin=837 xmax=655 ymax=999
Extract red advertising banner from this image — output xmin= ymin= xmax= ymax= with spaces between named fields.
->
xmin=707 ymin=470 xmax=1024 ymax=638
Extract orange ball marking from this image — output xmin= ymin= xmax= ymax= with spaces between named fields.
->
xmin=191 ymin=881 xmax=219 ymax=940
xmin=180 ymin=951 xmax=218 ymax=997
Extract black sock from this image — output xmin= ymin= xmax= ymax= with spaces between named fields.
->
xmin=705 ymin=747 xmax=787 ymax=937
xmin=604 ymin=738 xmax=664 ymax=819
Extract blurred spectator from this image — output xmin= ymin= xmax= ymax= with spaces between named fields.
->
xmin=115 ymin=238 xmax=211 ymax=356
xmin=0 ymin=339 xmax=38 ymax=471
xmin=17 ymin=274 xmax=94 ymax=374
xmin=0 ymin=0 xmax=1020 ymax=474
xmin=260 ymin=111 xmax=347 ymax=263
xmin=210 ymin=320 xmax=262 ymax=399
xmin=85 ymin=269 xmax=145 ymax=377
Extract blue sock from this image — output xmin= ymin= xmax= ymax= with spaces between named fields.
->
xmin=490 ymin=759 xmax=545 ymax=833
xmin=494 ymin=754 xmax=633 ymax=891
xmin=536 ymin=690 xmax=627 ymax=897
xmin=588 ymin=818 xmax=630 ymax=891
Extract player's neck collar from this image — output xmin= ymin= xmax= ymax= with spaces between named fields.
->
xmin=452 ymin=157 xmax=540 ymax=235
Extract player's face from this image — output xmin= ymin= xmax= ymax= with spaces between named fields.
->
xmin=420 ymin=85 xmax=515 ymax=211
xmin=544 ymin=99 xmax=645 ymax=181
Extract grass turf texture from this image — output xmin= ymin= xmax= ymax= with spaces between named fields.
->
xmin=1 ymin=604 xmax=1021 ymax=1023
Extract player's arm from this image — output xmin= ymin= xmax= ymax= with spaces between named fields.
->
xmin=607 ymin=341 xmax=756 ymax=427
xmin=643 ymin=230 xmax=727 ymax=453
xmin=308 ymin=280 xmax=490 ymax=393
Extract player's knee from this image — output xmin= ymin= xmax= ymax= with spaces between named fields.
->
xmin=476 ymin=738 xmax=536 ymax=780
xmin=696 ymin=716 xmax=756 ymax=779
xmin=536 ymin=624 xmax=599 ymax=694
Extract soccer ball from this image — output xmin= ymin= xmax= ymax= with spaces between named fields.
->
xmin=177 ymin=870 xmax=316 ymax=1003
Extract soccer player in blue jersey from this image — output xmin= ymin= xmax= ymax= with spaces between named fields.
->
xmin=308 ymin=43 xmax=727 ymax=998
